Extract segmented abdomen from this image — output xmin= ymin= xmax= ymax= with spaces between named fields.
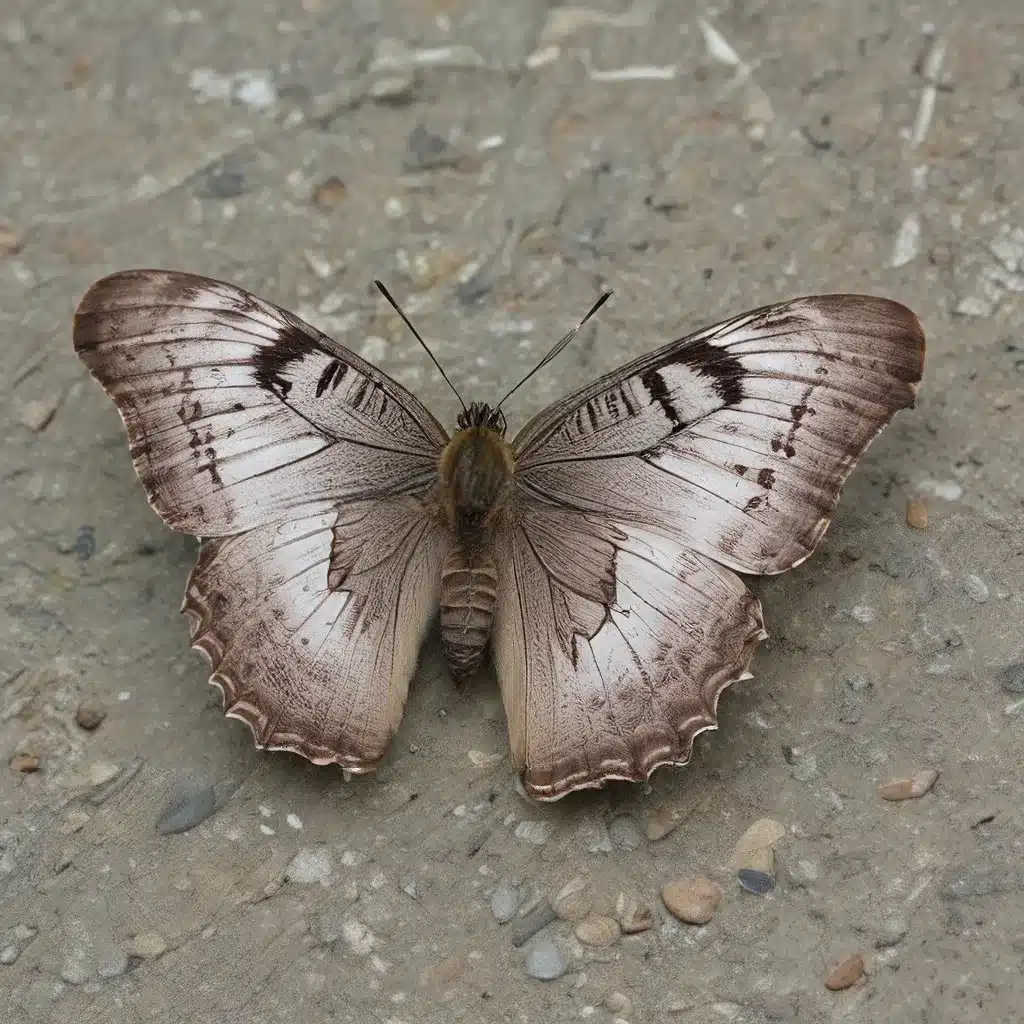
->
xmin=440 ymin=544 xmax=497 ymax=679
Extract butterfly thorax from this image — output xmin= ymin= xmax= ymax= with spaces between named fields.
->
xmin=437 ymin=419 xmax=513 ymax=680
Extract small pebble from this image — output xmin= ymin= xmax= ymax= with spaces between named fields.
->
xmin=88 ymin=762 xmax=121 ymax=787
xmin=905 ymin=499 xmax=928 ymax=530
xmin=96 ymin=947 xmax=129 ymax=979
xmin=511 ymin=901 xmax=557 ymax=947
xmin=879 ymin=769 xmax=939 ymax=801
xmin=874 ymin=915 xmax=910 ymax=948
xmin=156 ymin=786 xmax=218 ymax=835
xmin=608 ymin=814 xmax=643 ymax=852
xmin=311 ymin=175 xmax=346 ymax=209
xmin=0 ymin=222 xmax=23 ymax=256
xmin=963 ymin=574 xmax=989 ymax=603
xmin=339 ymin=916 xmax=375 ymax=956
xmin=130 ymin=931 xmax=168 ymax=959
xmin=615 ymin=892 xmax=655 ymax=933
xmin=574 ymin=915 xmax=620 ymax=948
xmin=786 ymin=747 xmax=818 ymax=782
xmin=786 ymin=858 xmax=821 ymax=888
xmin=998 ymin=663 xmax=1024 ymax=695
xmin=60 ymin=810 xmax=91 ymax=835
xmin=728 ymin=818 xmax=785 ymax=873
xmin=9 ymin=753 xmax=40 ymax=773
xmin=553 ymin=876 xmax=593 ymax=922
xmin=514 ymin=820 xmax=553 ymax=845
xmin=605 ymin=992 xmax=632 ymax=1016
xmin=490 ymin=884 xmax=521 ymax=924
xmin=15 ymin=397 xmax=60 ymax=431
xmin=524 ymin=936 xmax=566 ymax=980
xmin=737 ymin=868 xmax=776 ymax=895
xmin=74 ymin=699 xmax=106 ymax=730
xmin=285 ymin=846 xmax=334 ymax=885
xmin=662 ymin=877 xmax=724 ymax=925
xmin=0 ymin=945 xmax=19 ymax=965
xmin=61 ymin=956 xmax=89 ymax=985
xmin=825 ymin=952 xmax=865 ymax=991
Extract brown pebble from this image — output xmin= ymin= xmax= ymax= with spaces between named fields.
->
xmin=615 ymin=892 xmax=655 ymax=933
xmin=905 ymin=499 xmax=928 ymax=530
xmin=574 ymin=914 xmax=620 ymax=947
xmin=75 ymin=700 xmax=107 ymax=731
xmin=10 ymin=753 xmax=41 ymax=773
xmin=0 ymin=223 xmax=22 ymax=257
xmin=825 ymin=952 xmax=865 ymax=991
xmin=662 ymin=877 xmax=723 ymax=925
xmin=312 ymin=176 xmax=347 ymax=210
xmin=728 ymin=817 xmax=786 ymax=873
xmin=879 ymin=768 xmax=939 ymax=801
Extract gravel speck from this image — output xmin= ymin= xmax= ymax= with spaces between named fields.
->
xmin=553 ymin=876 xmax=593 ymax=922
xmin=339 ymin=916 xmax=375 ymax=956
xmin=96 ymin=946 xmax=129 ymax=979
xmin=574 ymin=914 xmax=620 ymax=947
xmin=524 ymin=936 xmax=566 ymax=980
xmin=74 ymin=699 xmax=106 ymax=730
xmin=0 ymin=945 xmax=18 ymax=965
xmin=130 ymin=931 xmax=168 ymax=959
xmin=662 ymin=877 xmax=724 ymax=925
xmin=879 ymin=768 xmax=939 ymax=801
xmin=825 ymin=952 xmax=865 ymax=990
xmin=490 ymin=883 xmax=521 ymax=923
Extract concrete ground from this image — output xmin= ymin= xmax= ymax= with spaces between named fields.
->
xmin=2 ymin=1 xmax=1022 ymax=1022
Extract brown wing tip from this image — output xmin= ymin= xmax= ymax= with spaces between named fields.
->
xmin=180 ymin=576 xmax=384 ymax=775
xmin=522 ymin=594 xmax=768 ymax=802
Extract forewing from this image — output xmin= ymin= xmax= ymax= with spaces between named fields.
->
xmin=183 ymin=496 xmax=451 ymax=769
xmin=73 ymin=270 xmax=448 ymax=536
xmin=492 ymin=501 xmax=766 ymax=800
xmin=513 ymin=295 xmax=925 ymax=574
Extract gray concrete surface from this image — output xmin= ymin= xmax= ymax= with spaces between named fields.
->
xmin=2 ymin=1 xmax=1022 ymax=1022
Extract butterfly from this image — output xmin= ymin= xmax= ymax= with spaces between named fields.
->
xmin=73 ymin=270 xmax=925 ymax=800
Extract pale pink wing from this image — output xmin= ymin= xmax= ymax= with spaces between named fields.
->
xmin=73 ymin=270 xmax=448 ymax=536
xmin=183 ymin=499 xmax=450 ymax=770
xmin=495 ymin=295 xmax=924 ymax=798
xmin=73 ymin=270 xmax=452 ymax=769
xmin=513 ymin=295 xmax=925 ymax=574
xmin=492 ymin=506 xmax=766 ymax=800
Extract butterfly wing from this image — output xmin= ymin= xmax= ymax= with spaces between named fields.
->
xmin=496 ymin=295 xmax=925 ymax=798
xmin=73 ymin=269 xmax=448 ymax=536
xmin=74 ymin=270 xmax=452 ymax=769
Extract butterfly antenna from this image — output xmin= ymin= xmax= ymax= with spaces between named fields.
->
xmin=495 ymin=290 xmax=612 ymax=412
xmin=374 ymin=280 xmax=467 ymax=412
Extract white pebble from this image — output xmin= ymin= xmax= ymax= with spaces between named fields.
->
xmin=851 ymin=605 xmax=876 ymax=624
xmin=963 ymin=574 xmax=989 ymax=603
xmin=286 ymin=813 xmax=303 ymax=830
xmin=285 ymin=846 xmax=334 ymax=886
xmin=514 ymin=820 xmax=553 ymax=845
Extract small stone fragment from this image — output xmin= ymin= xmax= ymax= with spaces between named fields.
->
xmin=312 ymin=175 xmax=347 ymax=209
xmin=75 ymin=699 xmax=106 ymax=730
xmin=608 ymin=814 xmax=643 ymax=851
xmin=963 ymin=574 xmax=990 ymax=603
xmin=0 ymin=222 xmax=23 ymax=256
xmin=285 ymin=846 xmax=334 ymax=885
xmin=905 ymin=499 xmax=928 ymax=530
xmin=879 ymin=769 xmax=939 ymax=801
xmin=156 ymin=785 xmax=219 ymax=835
xmin=574 ymin=914 xmax=620 ymax=947
xmin=615 ymin=891 xmax=655 ymax=933
xmin=96 ymin=946 xmax=129 ymax=979
xmin=490 ymin=884 xmax=520 ymax=924
xmin=999 ymin=663 xmax=1024 ymax=695
xmin=553 ymin=876 xmax=593 ymax=922
xmin=728 ymin=817 xmax=786 ymax=873
xmin=60 ymin=810 xmax=91 ymax=835
xmin=737 ymin=868 xmax=776 ymax=895
xmin=524 ymin=936 xmax=566 ymax=980
xmin=130 ymin=931 xmax=168 ymax=959
xmin=662 ymin=877 xmax=724 ymax=925
xmin=0 ymin=945 xmax=19 ymax=964
xmin=825 ymin=952 xmax=865 ymax=991
xmin=339 ymin=916 xmax=375 ymax=956
xmin=514 ymin=820 xmax=553 ymax=845
xmin=511 ymin=901 xmax=557 ymax=947
xmin=874 ymin=915 xmax=909 ymax=948
xmin=15 ymin=397 xmax=61 ymax=431
xmin=88 ymin=762 xmax=121 ymax=786
xmin=605 ymin=992 xmax=633 ymax=1016
xmin=10 ymin=753 xmax=40 ymax=773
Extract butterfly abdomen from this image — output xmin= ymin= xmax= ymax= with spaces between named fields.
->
xmin=440 ymin=544 xmax=498 ymax=678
